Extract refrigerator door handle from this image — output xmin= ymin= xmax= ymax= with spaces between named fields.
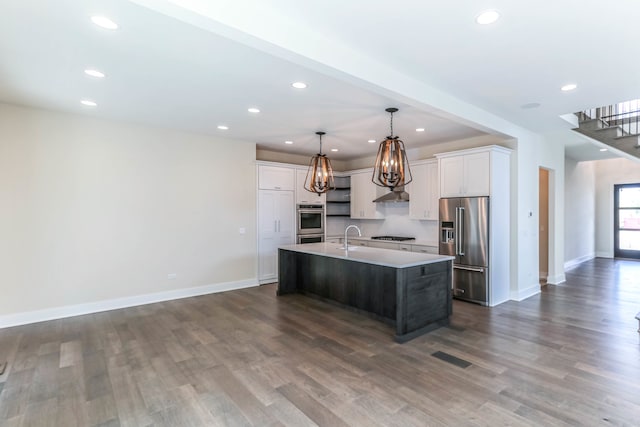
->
xmin=459 ymin=206 xmax=465 ymax=256
xmin=454 ymin=265 xmax=484 ymax=273
xmin=454 ymin=207 xmax=460 ymax=255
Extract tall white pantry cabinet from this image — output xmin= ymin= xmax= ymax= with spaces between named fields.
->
xmin=257 ymin=164 xmax=295 ymax=283
xmin=435 ymin=145 xmax=512 ymax=306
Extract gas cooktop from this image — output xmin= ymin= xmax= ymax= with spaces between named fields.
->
xmin=371 ymin=236 xmax=416 ymax=242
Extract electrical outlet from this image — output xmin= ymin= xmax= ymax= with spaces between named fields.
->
xmin=239 ymin=227 xmax=246 ymax=234
xmin=167 ymin=273 xmax=177 ymax=280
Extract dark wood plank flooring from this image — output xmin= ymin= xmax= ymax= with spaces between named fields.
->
xmin=1 ymin=258 xmax=639 ymax=426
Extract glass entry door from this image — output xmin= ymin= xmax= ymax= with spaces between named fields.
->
xmin=614 ymin=184 xmax=640 ymax=259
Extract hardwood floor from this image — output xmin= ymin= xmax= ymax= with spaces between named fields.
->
xmin=1 ymin=258 xmax=639 ymax=426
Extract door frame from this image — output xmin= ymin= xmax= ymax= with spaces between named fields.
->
xmin=613 ymin=183 xmax=640 ymax=259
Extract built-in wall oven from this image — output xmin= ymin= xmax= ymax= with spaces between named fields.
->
xmin=297 ymin=204 xmax=324 ymax=243
xmin=297 ymin=204 xmax=324 ymax=235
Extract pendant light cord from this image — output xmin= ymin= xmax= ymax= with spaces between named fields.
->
xmin=389 ymin=111 xmax=394 ymax=137
xmin=319 ymin=133 xmax=323 ymax=155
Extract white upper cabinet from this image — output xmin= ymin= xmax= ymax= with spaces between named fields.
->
xmin=350 ymin=171 xmax=385 ymax=219
xmin=407 ymin=160 xmax=439 ymax=220
xmin=295 ymin=169 xmax=326 ymax=204
xmin=438 ymin=150 xmax=490 ymax=197
xmin=258 ymin=165 xmax=294 ymax=191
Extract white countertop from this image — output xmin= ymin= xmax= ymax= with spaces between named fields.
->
xmin=326 ymin=235 xmax=439 ymax=247
xmin=280 ymin=242 xmax=453 ymax=268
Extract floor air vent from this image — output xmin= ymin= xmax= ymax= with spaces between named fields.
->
xmin=431 ymin=351 xmax=472 ymax=368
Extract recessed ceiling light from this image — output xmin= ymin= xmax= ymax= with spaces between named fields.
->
xmin=91 ymin=16 xmax=118 ymax=30
xmin=84 ymin=69 xmax=105 ymax=78
xmin=80 ymin=100 xmax=97 ymax=107
xmin=368 ymin=139 xmax=376 ymax=143
xmin=476 ymin=10 xmax=500 ymax=25
xmin=292 ymin=82 xmax=307 ymax=89
xmin=521 ymin=102 xmax=541 ymax=109
xmin=331 ymin=148 xmax=338 ymax=152
xmin=600 ymin=148 xmax=608 ymax=152
xmin=561 ymin=83 xmax=577 ymax=92
xmin=416 ymin=128 xmax=425 ymax=132
xmin=217 ymin=125 xmax=228 ymax=130
xmin=285 ymin=140 xmax=293 ymax=144
xmin=247 ymin=107 xmax=260 ymax=113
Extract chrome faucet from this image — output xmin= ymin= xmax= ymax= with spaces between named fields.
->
xmin=344 ymin=224 xmax=362 ymax=251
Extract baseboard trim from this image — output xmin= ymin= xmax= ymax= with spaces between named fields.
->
xmin=564 ymin=253 xmax=595 ymax=271
xmin=510 ymin=284 xmax=541 ymax=302
xmin=596 ymin=251 xmax=612 ymax=258
xmin=0 ymin=279 xmax=258 ymax=329
xmin=547 ymin=273 xmax=566 ymax=285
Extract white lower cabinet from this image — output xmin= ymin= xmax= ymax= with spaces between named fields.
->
xmin=410 ymin=244 xmax=439 ymax=254
xmin=367 ymin=240 xmax=398 ymax=249
xmin=258 ymin=190 xmax=294 ymax=283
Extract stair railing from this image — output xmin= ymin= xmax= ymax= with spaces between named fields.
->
xmin=579 ymin=103 xmax=640 ymax=137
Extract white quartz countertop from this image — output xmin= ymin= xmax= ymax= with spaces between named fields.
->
xmin=326 ymin=236 xmax=439 ymax=247
xmin=279 ymin=242 xmax=453 ymax=268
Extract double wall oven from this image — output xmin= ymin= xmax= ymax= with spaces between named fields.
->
xmin=297 ymin=204 xmax=324 ymax=243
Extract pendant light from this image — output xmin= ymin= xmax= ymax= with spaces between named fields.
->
xmin=372 ymin=107 xmax=412 ymax=190
xmin=304 ymin=131 xmax=335 ymax=195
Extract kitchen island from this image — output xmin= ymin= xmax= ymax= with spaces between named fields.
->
xmin=278 ymin=243 xmax=454 ymax=343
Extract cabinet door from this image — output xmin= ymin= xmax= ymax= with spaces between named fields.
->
xmin=368 ymin=241 xmax=399 ymax=250
xmin=258 ymin=191 xmax=278 ymax=281
xmin=295 ymin=169 xmax=325 ymax=204
xmin=351 ymin=172 xmax=384 ymax=219
xmin=408 ymin=163 xmax=428 ymax=219
xmin=258 ymin=190 xmax=294 ymax=282
xmin=276 ymin=191 xmax=295 ymax=247
xmin=350 ymin=173 xmax=365 ymax=218
xmin=425 ymin=161 xmax=439 ymax=220
xmin=463 ymin=152 xmax=490 ymax=196
xmin=411 ymin=244 xmax=439 ymax=254
xmin=439 ymin=156 xmax=465 ymax=198
xmin=258 ymin=165 xmax=294 ymax=191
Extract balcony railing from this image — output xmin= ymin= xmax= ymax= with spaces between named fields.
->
xmin=579 ymin=103 xmax=640 ymax=136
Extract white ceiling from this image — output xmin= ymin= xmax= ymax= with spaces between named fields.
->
xmin=2 ymin=0 xmax=637 ymax=162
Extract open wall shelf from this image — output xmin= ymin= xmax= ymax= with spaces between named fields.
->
xmin=326 ymin=175 xmax=350 ymax=217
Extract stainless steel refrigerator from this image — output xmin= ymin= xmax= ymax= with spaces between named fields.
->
xmin=439 ymin=197 xmax=489 ymax=305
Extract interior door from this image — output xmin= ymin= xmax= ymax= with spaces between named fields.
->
xmin=614 ymin=183 xmax=640 ymax=259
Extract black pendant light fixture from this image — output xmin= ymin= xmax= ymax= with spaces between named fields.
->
xmin=372 ymin=107 xmax=412 ymax=190
xmin=304 ymin=131 xmax=335 ymax=195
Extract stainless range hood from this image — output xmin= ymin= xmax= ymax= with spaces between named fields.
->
xmin=373 ymin=186 xmax=410 ymax=203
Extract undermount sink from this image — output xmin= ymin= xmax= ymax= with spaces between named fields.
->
xmin=337 ymin=245 xmax=358 ymax=251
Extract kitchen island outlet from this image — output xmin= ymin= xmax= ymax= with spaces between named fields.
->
xmin=277 ymin=243 xmax=454 ymax=342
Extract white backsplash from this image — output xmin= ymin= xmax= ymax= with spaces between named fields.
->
xmin=326 ymin=203 xmax=439 ymax=244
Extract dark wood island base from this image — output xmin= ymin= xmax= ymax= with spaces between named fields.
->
xmin=278 ymin=247 xmax=453 ymax=343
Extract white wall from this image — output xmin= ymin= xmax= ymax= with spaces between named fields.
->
xmin=594 ymin=158 xmax=640 ymax=257
xmin=0 ymin=104 xmax=257 ymax=323
xmin=563 ymin=157 xmax=596 ymax=267
xmin=504 ymin=131 xmax=566 ymax=301
xmin=327 ymin=203 xmax=439 ymax=244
